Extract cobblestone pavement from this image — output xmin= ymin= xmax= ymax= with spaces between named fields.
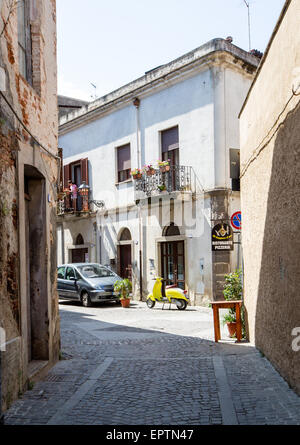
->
xmin=4 ymin=301 xmax=300 ymax=425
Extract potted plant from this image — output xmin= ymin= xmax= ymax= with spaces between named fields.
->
xmin=158 ymin=184 xmax=167 ymax=192
xmin=158 ymin=160 xmax=170 ymax=173
xmin=114 ymin=278 xmax=132 ymax=308
xmin=222 ymin=312 xmax=237 ymax=338
xmin=131 ymin=168 xmax=142 ymax=180
xmin=222 ymin=269 xmax=245 ymax=338
xmin=143 ymin=164 xmax=156 ymax=176
xmin=57 ymin=191 xmax=66 ymax=201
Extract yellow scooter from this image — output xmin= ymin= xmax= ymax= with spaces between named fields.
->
xmin=146 ymin=277 xmax=189 ymax=310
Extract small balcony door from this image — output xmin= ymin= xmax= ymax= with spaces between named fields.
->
xmin=161 ymin=126 xmax=179 ymax=190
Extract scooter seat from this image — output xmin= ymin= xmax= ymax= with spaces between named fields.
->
xmin=166 ymin=285 xmax=177 ymax=289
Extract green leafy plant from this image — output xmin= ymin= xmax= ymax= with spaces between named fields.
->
xmin=222 ymin=312 xmax=237 ymax=326
xmin=222 ymin=269 xmax=246 ymax=338
xmin=158 ymin=184 xmax=166 ymax=192
xmin=223 ymin=269 xmax=242 ymax=301
xmin=114 ymin=278 xmax=132 ymax=300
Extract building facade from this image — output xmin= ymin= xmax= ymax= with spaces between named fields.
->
xmin=240 ymin=0 xmax=300 ymax=394
xmin=0 ymin=0 xmax=60 ymax=411
xmin=58 ymin=39 xmax=259 ymax=305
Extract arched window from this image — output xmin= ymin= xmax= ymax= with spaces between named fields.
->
xmin=75 ymin=234 xmax=84 ymax=245
xmin=119 ymin=228 xmax=132 ymax=241
xmin=163 ymin=223 xmax=180 ymax=237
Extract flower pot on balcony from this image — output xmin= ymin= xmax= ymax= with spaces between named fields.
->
xmin=158 ymin=184 xmax=167 ymax=193
xmin=146 ymin=169 xmax=155 ymax=176
xmin=57 ymin=192 xmax=66 ymax=201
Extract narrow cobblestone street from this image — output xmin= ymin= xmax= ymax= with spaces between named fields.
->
xmin=4 ymin=301 xmax=300 ymax=425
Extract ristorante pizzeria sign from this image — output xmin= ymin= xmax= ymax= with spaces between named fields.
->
xmin=211 ymin=222 xmax=234 ymax=251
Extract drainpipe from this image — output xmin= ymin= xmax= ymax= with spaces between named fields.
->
xmin=0 ymin=350 xmax=3 ymax=424
xmin=133 ymin=98 xmax=143 ymax=301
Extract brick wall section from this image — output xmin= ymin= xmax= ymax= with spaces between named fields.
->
xmin=0 ymin=0 xmax=60 ymax=411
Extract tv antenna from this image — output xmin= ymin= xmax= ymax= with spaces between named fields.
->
xmin=90 ymin=82 xmax=98 ymax=100
xmin=243 ymin=0 xmax=252 ymax=51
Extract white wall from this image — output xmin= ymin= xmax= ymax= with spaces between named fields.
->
xmin=58 ymin=62 xmax=252 ymax=302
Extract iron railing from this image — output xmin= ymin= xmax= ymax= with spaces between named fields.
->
xmin=135 ymin=165 xmax=195 ymax=199
xmin=57 ymin=194 xmax=86 ymax=215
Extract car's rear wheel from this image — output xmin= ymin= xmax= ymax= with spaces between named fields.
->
xmin=82 ymin=292 xmax=92 ymax=307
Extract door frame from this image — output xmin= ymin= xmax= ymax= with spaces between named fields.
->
xmin=68 ymin=244 xmax=91 ymax=263
xmin=155 ymin=235 xmax=187 ymax=288
xmin=117 ymin=240 xmax=134 ymax=279
xmin=160 ymin=240 xmax=185 ymax=288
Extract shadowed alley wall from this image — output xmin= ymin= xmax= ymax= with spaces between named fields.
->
xmin=240 ymin=0 xmax=300 ymax=394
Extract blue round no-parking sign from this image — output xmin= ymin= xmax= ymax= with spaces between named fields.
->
xmin=231 ymin=212 xmax=242 ymax=230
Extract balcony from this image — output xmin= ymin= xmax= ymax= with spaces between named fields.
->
xmin=134 ymin=165 xmax=196 ymax=200
xmin=57 ymin=192 xmax=88 ymax=216
xmin=57 ymin=183 xmax=104 ymax=216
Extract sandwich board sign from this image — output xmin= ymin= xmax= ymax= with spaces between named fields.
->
xmin=212 ymin=223 xmax=234 ymax=251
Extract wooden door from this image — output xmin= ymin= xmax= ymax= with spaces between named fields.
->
xmin=119 ymin=244 xmax=132 ymax=279
xmin=161 ymin=241 xmax=185 ymax=289
xmin=72 ymin=248 xmax=88 ymax=263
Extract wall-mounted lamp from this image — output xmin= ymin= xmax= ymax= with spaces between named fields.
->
xmin=133 ymin=97 xmax=140 ymax=108
xmin=90 ymin=200 xmax=105 ymax=209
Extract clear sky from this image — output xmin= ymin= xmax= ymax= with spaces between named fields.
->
xmin=57 ymin=0 xmax=286 ymax=102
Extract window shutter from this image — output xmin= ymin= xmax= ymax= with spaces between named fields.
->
xmin=117 ymin=145 xmax=131 ymax=171
xmin=81 ymin=158 xmax=89 ymax=185
xmin=63 ymin=164 xmax=71 ymax=189
xmin=162 ymin=126 xmax=179 ymax=153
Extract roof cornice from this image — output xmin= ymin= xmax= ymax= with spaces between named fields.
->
xmin=59 ymin=38 xmax=259 ymax=135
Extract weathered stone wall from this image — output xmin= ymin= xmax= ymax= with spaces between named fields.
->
xmin=240 ymin=0 xmax=300 ymax=394
xmin=0 ymin=0 xmax=60 ymax=411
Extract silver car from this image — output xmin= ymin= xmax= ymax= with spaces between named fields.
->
xmin=57 ymin=263 xmax=121 ymax=307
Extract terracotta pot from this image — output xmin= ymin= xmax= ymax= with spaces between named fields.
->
xmin=227 ymin=322 xmax=237 ymax=338
xmin=165 ymin=165 xmax=170 ymax=172
xmin=121 ymin=298 xmax=130 ymax=308
xmin=146 ymin=169 xmax=155 ymax=176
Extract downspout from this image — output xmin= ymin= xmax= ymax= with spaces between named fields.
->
xmin=0 ymin=347 xmax=3 ymax=424
xmin=133 ymin=98 xmax=143 ymax=301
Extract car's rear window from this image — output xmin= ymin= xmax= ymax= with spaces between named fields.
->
xmin=77 ymin=265 xmax=115 ymax=278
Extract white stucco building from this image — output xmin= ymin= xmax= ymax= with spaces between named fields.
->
xmin=57 ymin=38 xmax=260 ymax=304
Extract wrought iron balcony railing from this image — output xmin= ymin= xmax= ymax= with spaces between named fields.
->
xmin=57 ymin=190 xmax=105 ymax=216
xmin=134 ymin=165 xmax=195 ymax=199
xmin=57 ymin=194 xmax=88 ymax=216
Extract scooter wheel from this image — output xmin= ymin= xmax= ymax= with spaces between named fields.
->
xmin=176 ymin=300 xmax=187 ymax=310
xmin=146 ymin=299 xmax=156 ymax=309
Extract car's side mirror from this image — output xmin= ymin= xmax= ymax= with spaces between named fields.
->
xmin=70 ymin=277 xmax=77 ymax=282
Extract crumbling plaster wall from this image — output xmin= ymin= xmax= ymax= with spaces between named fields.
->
xmin=0 ymin=0 xmax=60 ymax=410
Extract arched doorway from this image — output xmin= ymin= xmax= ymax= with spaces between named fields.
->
xmin=118 ymin=228 xmax=132 ymax=279
xmin=71 ymin=234 xmax=88 ymax=263
xmin=161 ymin=223 xmax=185 ymax=289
